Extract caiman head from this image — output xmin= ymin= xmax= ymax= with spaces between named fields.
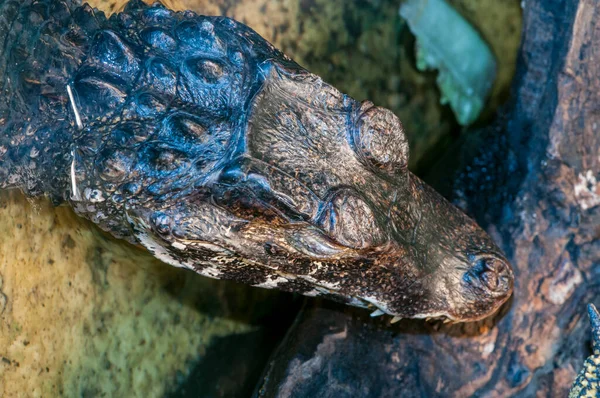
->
xmin=66 ymin=6 xmax=513 ymax=322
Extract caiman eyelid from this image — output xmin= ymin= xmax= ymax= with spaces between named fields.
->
xmin=350 ymin=103 xmax=409 ymax=177
xmin=315 ymin=189 xmax=385 ymax=250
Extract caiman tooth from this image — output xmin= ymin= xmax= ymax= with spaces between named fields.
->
xmin=443 ymin=318 xmax=452 ymax=324
xmin=370 ymin=309 xmax=385 ymax=317
xmin=390 ymin=316 xmax=402 ymax=324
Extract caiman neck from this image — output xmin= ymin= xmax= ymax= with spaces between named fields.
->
xmin=0 ymin=0 xmax=103 ymax=203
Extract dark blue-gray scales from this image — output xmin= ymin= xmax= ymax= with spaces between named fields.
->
xmin=0 ymin=0 xmax=514 ymax=323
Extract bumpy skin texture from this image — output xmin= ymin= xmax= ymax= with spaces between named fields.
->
xmin=0 ymin=0 xmax=513 ymax=322
xmin=570 ymin=304 xmax=600 ymax=398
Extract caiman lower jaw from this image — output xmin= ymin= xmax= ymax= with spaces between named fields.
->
xmin=312 ymin=288 xmax=463 ymax=324
xmin=361 ymin=305 xmax=458 ymax=325
xmin=367 ymin=309 xmax=497 ymax=325
xmin=367 ymin=308 xmax=459 ymax=325
xmin=358 ymin=295 xmax=508 ymax=324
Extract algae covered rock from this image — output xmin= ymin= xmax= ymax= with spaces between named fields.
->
xmin=0 ymin=191 xmax=288 ymax=397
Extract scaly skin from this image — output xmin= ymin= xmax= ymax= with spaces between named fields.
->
xmin=570 ymin=304 xmax=600 ymax=397
xmin=0 ymin=0 xmax=513 ymax=322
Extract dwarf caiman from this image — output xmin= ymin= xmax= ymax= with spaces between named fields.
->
xmin=0 ymin=0 xmax=513 ymax=322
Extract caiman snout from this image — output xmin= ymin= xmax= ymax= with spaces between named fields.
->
xmin=453 ymin=254 xmax=514 ymax=321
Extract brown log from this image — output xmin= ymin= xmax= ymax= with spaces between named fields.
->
xmin=255 ymin=0 xmax=600 ymax=396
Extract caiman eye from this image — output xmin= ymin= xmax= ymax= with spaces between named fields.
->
xmin=352 ymin=102 xmax=409 ymax=175
xmin=318 ymin=191 xmax=384 ymax=249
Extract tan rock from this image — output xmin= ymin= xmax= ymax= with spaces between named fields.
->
xmin=0 ymin=190 xmax=254 ymax=397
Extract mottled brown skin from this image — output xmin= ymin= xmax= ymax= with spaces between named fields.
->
xmin=0 ymin=0 xmax=512 ymax=322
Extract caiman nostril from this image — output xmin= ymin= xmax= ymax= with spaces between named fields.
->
xmin=483 ymin=258 xmax=512 ymax=293
xmin=481 ymin=269 xmax=499 ymax=291
xmin=465 ymin=257 xmax=513 ymax=294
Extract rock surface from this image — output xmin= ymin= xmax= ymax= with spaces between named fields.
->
xmin=256 ymin=0 xmax=600 ymax=396
xmin=0 ymin=190 xmax=269 ymax=397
